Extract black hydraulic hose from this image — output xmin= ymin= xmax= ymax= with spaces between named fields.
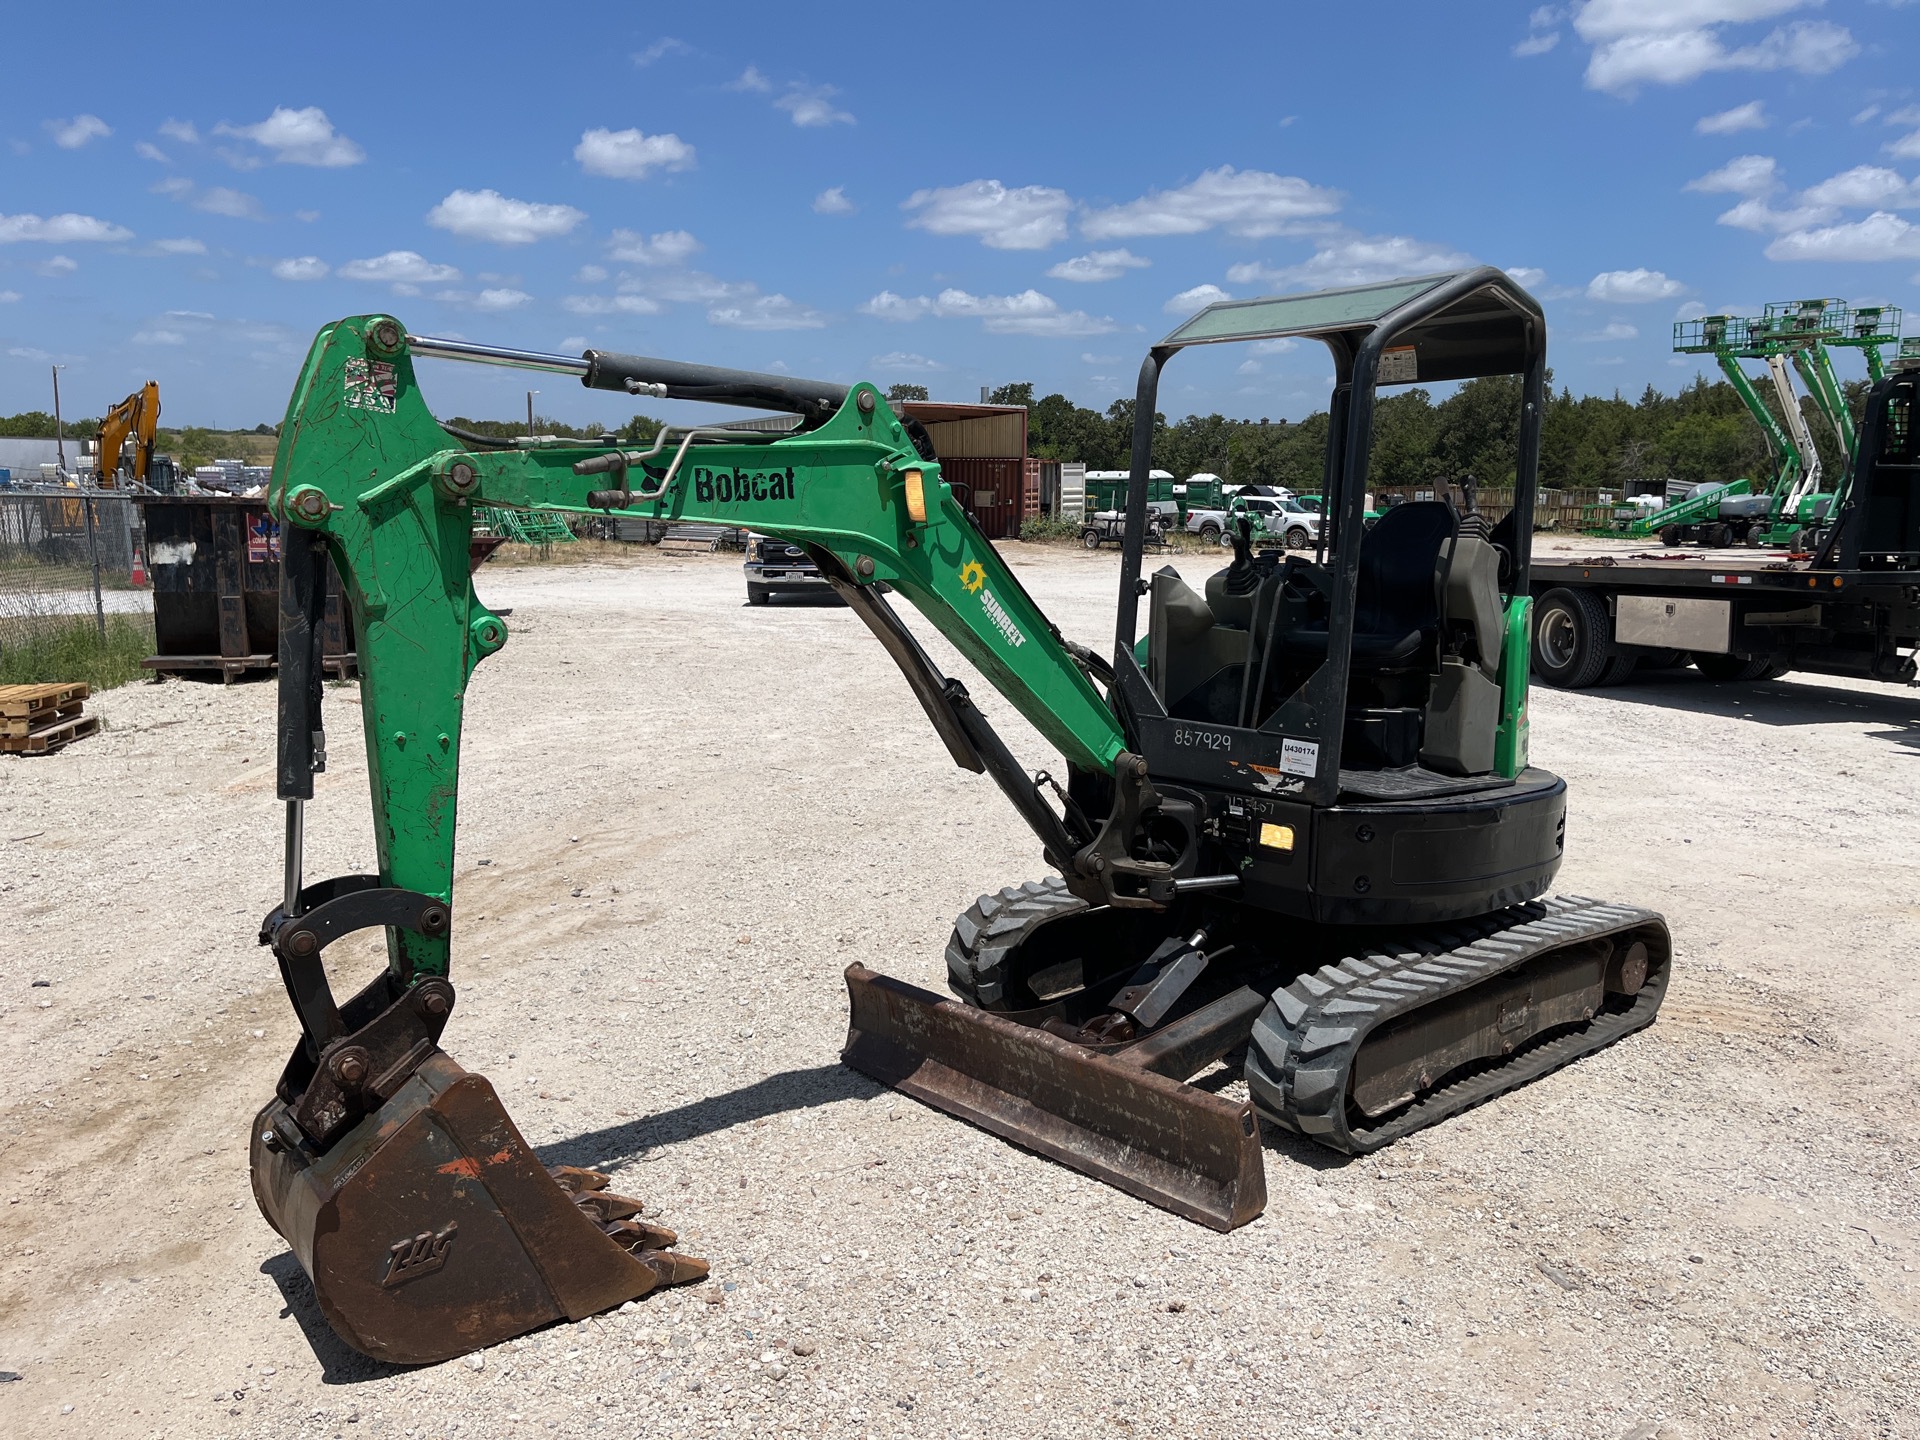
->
xmin=582 ymin=349 xmax=849 ymax=419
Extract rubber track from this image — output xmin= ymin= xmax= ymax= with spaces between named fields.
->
xmin=945 ymin=877 xmax=1086 ymax=1008
xmin=1244 ymin=894 xmax=1671 ymax=1154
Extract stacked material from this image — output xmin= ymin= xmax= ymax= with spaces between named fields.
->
xmin=0 ymin=682 xmax=97 ymax=754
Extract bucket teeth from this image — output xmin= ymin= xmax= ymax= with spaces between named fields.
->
xmin=601 ymin=1217 xmax=683 ymax=1251
xmin=636 ymin=1249 xmax=712 ymax=1287
xmin=571 ymin=1189 xmax=645 ymax=1223
xmin=546 ymin=1164 xmax=613 ymax=1194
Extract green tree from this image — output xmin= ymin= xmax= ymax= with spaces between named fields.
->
xmin=886 ymin=383 xmax=929 ymax=402
xmin=988 ymin=381 xmax=1035 ymax=409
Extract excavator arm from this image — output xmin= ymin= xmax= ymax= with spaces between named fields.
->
xmin=93 ymin=381 xmax=159 ymax=487
xmin=250 ymin=316 xmax=1211 ymax=1363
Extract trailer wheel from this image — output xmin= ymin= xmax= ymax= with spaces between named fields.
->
xmin=1532 ymin=588 xmax=1614 ymax=689
xmin=1081 ymin=528 xmax=1102 ymax=550
xmin=1693 ymin=652 xmax=1778 ymax=682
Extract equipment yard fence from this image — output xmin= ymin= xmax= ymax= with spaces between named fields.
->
xmin=0 ymin=488 xmax=147 ymax=662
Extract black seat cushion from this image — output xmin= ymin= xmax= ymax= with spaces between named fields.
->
xmin=1275 ymin=501 xmax=1456 ymax=671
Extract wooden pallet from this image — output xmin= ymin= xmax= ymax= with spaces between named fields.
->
xmin=0 ymin=699 xmax=83 ymax=738
xmin=0 ymin=712 xmax=98 ymax=755
xmin=0 ymin=682 xmax=90 ymax=721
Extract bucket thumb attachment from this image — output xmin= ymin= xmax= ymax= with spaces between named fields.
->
xmin=841 ymin=965 xmax=1265 ymax=1232
xmin=251 ymin=1050 xmax=707 ymax=1365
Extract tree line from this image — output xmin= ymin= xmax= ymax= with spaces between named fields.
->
xmin=883 ymin=373 xmax=1871 ymax=494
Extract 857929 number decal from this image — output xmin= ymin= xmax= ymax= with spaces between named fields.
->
xmin=1172 ymin=726 xmax=1233 ymax=752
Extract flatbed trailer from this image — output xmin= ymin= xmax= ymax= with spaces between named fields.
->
xmin=1527 ymin=551 xmax=1920 ymax=688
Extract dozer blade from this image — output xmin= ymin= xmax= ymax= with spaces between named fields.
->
xmin=842 ymin=964 xmax=1265 ymax=1232
xmin=250 ymin=1050 xmax=706 ymax=1365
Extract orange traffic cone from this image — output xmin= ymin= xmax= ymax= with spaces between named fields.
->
xmin=130 ymin=547 xmax=148 ymax=586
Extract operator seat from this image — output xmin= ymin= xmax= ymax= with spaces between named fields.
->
xmin=1276 ymin=500 xmax=1458 ymax=670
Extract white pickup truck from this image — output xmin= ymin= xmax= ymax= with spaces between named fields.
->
xmin=1185 ymin=493 xmax=1322 ymax=548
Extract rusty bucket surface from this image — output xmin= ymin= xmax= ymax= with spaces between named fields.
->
xmin=252 ymin=1051 xmax=705 ymax=1365
xmin=841 ymin=964 xmax=1266 ymax=1231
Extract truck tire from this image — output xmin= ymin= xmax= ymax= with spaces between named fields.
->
xmin=1704 ymin=523 xmax=1733 ymax=549
xmin=1658 ymin=525 xmax=1683 ymax=547
xmin=1081 ymin=528 xmax=1102 ymax=550
xmin=946 ymin=878 xmax=1089 ymax=1010
xmin=1532 ymin=587 xmax=1614 ymax=689
xmin=1285 ymin=526 xmax=1312 ymax=550
xmin=747 ymin=583 xmax=771 ymax=606
xmin=1219 ymin=528 xmax=1237 ymax=548
xmin=1198 ymin=521 xmax=1221 ymax=545
xmin=1693 ymin=652 xmax=1778 ymax=682
xmin=1595 ymin=652 xmax=1640 ymax=686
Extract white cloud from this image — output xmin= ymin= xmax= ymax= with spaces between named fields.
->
xmin=1228 ymin=234 xmax=1473 ymax=289
xmin=575 ymin=264 xmax=609 ymax=282
xmin=632 ymin=38 xmax=687 ymax=67
xmin=813 ymin=186 xmax=856 ymax=215
xmin=708 ymin=294 xmax=827 ymax=330
xmin=777 ymin=85 xmax=854 ymax=128
xmin=1251 ymin=338 xmax=1298 ymax=354
xmin=0 ymin=211 xmax=132 ymax=243
xmin=727 ymin=66 xmax=773 ymax=93
xmin=1889 ymin=131 xmax=1920 ymax=162
xmin=607 ymin=229 xmax=701 ymax=264
xmin=135 ymin=141 xmax=169 ymax=164
xmin=1799 ymin=165 xmax=1920 ymax=210
xmin=1685 ymin=153 xmax=1779 ymax=195
xmin=1047 ymin=248 xmax=1150 ymax=282
xmin=1587 ymin=268 xmax=1688 ymax=301
xmin=1237 ymin=358 xmax=1263 ymax=374
xmin=860 ymin=287 xmax=1115 ymax=336
xmin=1715 ymin=196 xmax=1836 ymax=232
xmin=1888 ymin=106 xmax=1920 ymax=129
xmin=562 ymin=293 xmax=663 ymax=316
xmin=1581 ymin=322 xmax=1640 ymax=341
xmin=37 ymin=255 xmax=77 ymax=276
xmin=1507 ymin=265 xmax=1550 ymax=288
xmin=158 ymin=119 xmax=199 ymax=144
xmin=625 ymin=271 xmax=744 ymax=304
xmin=1697 ymin=99 xmax=1768 ymax=133
xmin=1573 ymin=1 xmax=1858 ymax=95
xmin=427 ymin=189 xmax=585 ymax=244
xmin=214 ymin=106 xmax=364 ymax=166
xmin=132 ymin=329 xmax=187 ymax=345
xmin=903 ymin=179 xmax=1072 ymax=250
xmin=1081 ymin=166 xmax=1342 ymax=240
xmin=195 ymin=186 xmax=264 ymax=219
xmin=46 ymin=114 xmax=111 ymax=149
xmin=436 ymin=287 xmax=532 ymax=311
xmin=1765 ymin=211 xmax=1920 ymax=262
xmin=0 ymin=290 xmax=18 ymax=303
xmin=558 ymin=335 xmax=589 ymax=351
xmin=1514 ymin=5 xmax=1565 ymax=55
xmin=575 ymin=127 xmax=695 ymax=179
xmin=871 ymin=351 xmax=943 ymax=371
xmin=272 ymin=256 xmax=329 ymax=281
xmin=1165 ymin=283 xmax=1232 ymax=315
xmin=339 ymin=250 xmax=460 ymax=283
xmin=1514 ymin=33 xmax=1561 ymax=56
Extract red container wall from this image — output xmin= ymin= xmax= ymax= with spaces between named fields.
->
xmin=943 ymin=457 xmax=1027 ymax=539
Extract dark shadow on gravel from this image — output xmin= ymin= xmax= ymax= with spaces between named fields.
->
xmin=536 ymin=1062 xmax=877 ymax=1171
xmin=1548 ymin=673 xmax=1920 ymax=750
xmin=260 ymin=1252 xmax=418 ymax=1383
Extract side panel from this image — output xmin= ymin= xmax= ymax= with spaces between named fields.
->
xmin=1615 ymin=594 xmax=1731 ymax=652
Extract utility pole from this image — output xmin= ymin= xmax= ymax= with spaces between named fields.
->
xmin=527 ymin=390 xmax=539 ymax=438
xmin=51 ymin=364 xmax=67 ymax=472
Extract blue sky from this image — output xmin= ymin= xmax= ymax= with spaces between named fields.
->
xmin=1 ymin=1 xmax=1917 ymax=430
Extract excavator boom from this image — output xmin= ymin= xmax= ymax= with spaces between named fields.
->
xmin=93 ymin=380 xmax=159 ymax=487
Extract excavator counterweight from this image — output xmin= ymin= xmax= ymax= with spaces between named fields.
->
xmin=251 ymin=277 xmax=1671 ymax=1364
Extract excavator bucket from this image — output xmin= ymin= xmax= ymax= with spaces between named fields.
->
xmin=251 ymin=1050 xmax=707 ymax=1366
xmin=841 ymin=965 xmax=1266 ymax=1231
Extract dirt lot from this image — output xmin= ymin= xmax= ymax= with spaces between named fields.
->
xmin=2 ymin=539 xmax=1916 ymax=1440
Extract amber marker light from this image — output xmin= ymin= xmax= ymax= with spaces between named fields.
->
xmin=1258 ymin=822 xmax=1295 ymax=851
xmin=904 ymin=468 xmax=928 ymax=523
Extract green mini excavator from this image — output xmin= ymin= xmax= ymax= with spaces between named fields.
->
xmin=251 ymin=269 xmax=1671 ymax=1364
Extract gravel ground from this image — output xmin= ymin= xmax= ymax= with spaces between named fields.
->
xmin=1 ymin=538 xmax=1916 ymax=1440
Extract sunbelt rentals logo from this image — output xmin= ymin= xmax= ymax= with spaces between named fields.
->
xmin=958 ymin=561 xmax=1026 ymax=649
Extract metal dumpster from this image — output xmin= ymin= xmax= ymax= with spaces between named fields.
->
xmin=134 ymin=495 xmax=356 ymax=682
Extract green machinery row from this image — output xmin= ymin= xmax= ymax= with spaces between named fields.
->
xmin=1639 ymin=299 xmax=1906 ymax=549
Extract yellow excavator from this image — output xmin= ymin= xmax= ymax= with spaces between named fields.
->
xmin=93 ymin=380 xmax=160 ymax=487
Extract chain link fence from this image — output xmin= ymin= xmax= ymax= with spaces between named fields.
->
xmin=0 ymin=488 xmax=148 ymax=662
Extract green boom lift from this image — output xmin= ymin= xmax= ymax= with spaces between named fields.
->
xmin=249 ymin=274 xmax=1671 ymax=1365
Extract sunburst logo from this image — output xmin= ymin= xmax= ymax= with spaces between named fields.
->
xmin=959 ymin=561 xmax=987 ymax=594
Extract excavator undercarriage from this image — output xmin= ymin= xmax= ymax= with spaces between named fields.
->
xmin=251 ymin=271 xmax=1673 ymax=1363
